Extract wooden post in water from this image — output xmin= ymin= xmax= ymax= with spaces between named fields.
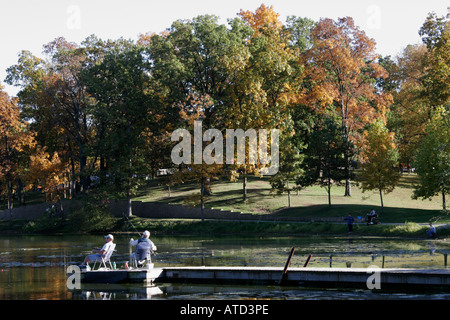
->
xmin=278 ymin=247 xmax=295 ymax=285
xmin=303 ymin=253 xmax=312 ymax=267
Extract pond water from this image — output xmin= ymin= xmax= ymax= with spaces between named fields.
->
xmin=1 ymin=234 xmax=450 ymax=300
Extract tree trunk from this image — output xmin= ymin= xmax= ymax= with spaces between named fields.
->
xmin=242 ymin=169 xmax=247 ymax=201
xmin=16 ymin=178 xmax=24 ymax=207
xmin=5 ymin=136 xmax=13 ymax=222
xmin=58 ymin=198 xmax=65 ymax=219
xmin=379 ymin=187 xmax=384 ymax=214
xmin=327 ymin=177 xmax=332 ymax=207
xmin=7 ymin=178 xmax=13 ymax=223
xmin=126 ymin=189 xmax=132 ymax=218
xmin=345 ymin=178 xmax=352 ymax=197
xmin=443 ymin=189 xmax=447 ymax=213
xmin=287 ymin=180 xmax=291 ymax=207
xmin=344 ymin=145 xmax=352 ymax=197
xmin=341 ymin=89 xmax=352 ymax=197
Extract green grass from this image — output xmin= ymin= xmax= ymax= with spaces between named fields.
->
xmin=2 ymin=172 xmax=448 ymax=237
xmin=133 ymin=173 xmax=449 ymax=224
xmin=113 ymin=217 xmax=450 ymax=238
xmin=0 ymin=191 xmax=45 ymax=211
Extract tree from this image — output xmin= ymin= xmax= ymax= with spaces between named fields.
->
xmin=222 ymin=4 xmax=299 ymax=200
xmin=284 ymin=16 xmax=316 ymax=52
xmin=270 ymin=141 xmax=303 ymax=207
xmin=359 ymin=120 xmax=400 ymax=213
xmin=386 ymin=13 xmax=449 ymax=169
xmin=146 ymin=15 xmax=251 ymax=128
xmin=419 ymin=12 xmax=450 ymax=108
xmin=0 ymin=84 xmax=36 ymax=220
xmin=384 ymin=44 xmax=431 ymax=164
xmin=6 ymin=38 xmax=94 ymax=195
xmin=170 ymin=93 xmax=224 ymax=221
xmin=302 ymin=17 xmax=392 ymax=197
xmin=82 ymin=41 xmax=154 ymax=217
xmin=28 ymin=146 xmax=69 ymax=214
xmin=413 ymin=108 xmax=449 ymax=212
xmin=298 ymin=114 xmax=347 ymax=207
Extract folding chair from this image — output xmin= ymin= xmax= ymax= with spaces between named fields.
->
xmin=92 ymin=243 xmax=116 ymax=270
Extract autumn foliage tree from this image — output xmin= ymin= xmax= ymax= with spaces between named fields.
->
xmin=0 ymin=84 xmax=36 ymax=219
xmin=6 ymin=38 xmax=94 ymax=196
xmin=28 ymin=146 xmax=69 ymax=208
xmin=384 ymin=44 xmax=431 ymax=164
xmin=302 ymin=17 xmax=393 ymax=196
xmin=3 ymin=4 xmax=449 ymax=227
xmin=386 ymin=13 xmax=449 ymax=165
xmin=224 ymin=4 xmax=299 ymax=199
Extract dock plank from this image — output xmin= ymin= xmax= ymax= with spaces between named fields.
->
xmin=79 ymin=266 xmax=450 ymax=290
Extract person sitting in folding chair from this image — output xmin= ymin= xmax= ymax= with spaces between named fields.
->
xmin=81 ymin=234 xmax=115 ymax=268
xmin=130 ymin=231 xmax=157 ymax=268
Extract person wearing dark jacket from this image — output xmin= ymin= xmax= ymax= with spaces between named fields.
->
xmin=344 ymin=213 xmax=355 ymax=232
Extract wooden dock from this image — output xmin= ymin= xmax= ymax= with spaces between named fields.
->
xmin=79 ymin=266 xmax=450 ymax=291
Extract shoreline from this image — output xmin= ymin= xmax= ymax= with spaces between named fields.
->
xmin=1 ymin=217 xmax=447 ymax=240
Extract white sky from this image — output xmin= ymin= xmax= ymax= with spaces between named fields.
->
xmin=0 ymin=0 xmax=448 ymax=97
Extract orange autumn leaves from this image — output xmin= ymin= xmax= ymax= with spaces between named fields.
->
xmin=0 ymin=84 xmax=68 ymax=203
xmin=238 ymin=4 xmax=283 ymax=35
xmin=301 ymin=17 xmax=393 ymax=145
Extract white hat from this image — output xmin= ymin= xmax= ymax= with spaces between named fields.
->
xmin=105 ymin=234 xmax=114 ymax=240
xmin=143 ymin=230 xmax=150 ymax=238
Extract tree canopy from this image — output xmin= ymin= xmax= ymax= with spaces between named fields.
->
xmin=1 ymin=5 xmax=449 ymax=222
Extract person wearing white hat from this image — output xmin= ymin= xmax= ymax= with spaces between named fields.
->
xmin=81 ymin=234 xmax=115 ymax=265
xmin=130 ymin=230 xmax=157 ymax=267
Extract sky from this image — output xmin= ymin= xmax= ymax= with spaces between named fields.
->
xmin=0 ymin=0 xmax=448 ymax=97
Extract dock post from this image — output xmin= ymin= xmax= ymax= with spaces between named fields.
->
xmin=278 ymin=247 xmax=295 ymax=285
xmin=303 ymin=253 xmax=312 ymax=267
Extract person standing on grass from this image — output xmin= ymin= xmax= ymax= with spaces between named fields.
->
xmin=344 ymin=213 xmax=355 ymax=232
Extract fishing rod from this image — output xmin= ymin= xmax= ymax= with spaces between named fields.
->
xmin=122 ymin=213 xmax=157 ymax=257
xmin=122 ymin=212 xmax=142 ymax=238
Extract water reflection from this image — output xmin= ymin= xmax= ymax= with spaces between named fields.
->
xmin=71 ymin=283 xmax=450 ymax=300
xmin=1 ymin=234 xmax=450 ymax=300
xmin=71 ymin=283 xmax=164 ymax=300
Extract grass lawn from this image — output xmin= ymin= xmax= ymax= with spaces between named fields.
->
xmin=133 ymin=173 xmax=449 ymax=224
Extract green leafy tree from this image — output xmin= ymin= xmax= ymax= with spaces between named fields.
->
xmin=419 ymin=12 xmax=450 ymax=108
xmin=145 ymin=15 xmax=252 ymax=209
xmin=284 ymin=16 xmax=316 ymax=52
xmin=270 ymin=141 xmax=304 ymax=207
xmin=298 ymin=115 xmax=348 ymax=207
xmin=359 ymin=120 xmax=400 ymax=213
xmin=82 ymin=41 xmax=155 ymax=217
xmin=413 ymin=108 xmax=449 ymax=212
